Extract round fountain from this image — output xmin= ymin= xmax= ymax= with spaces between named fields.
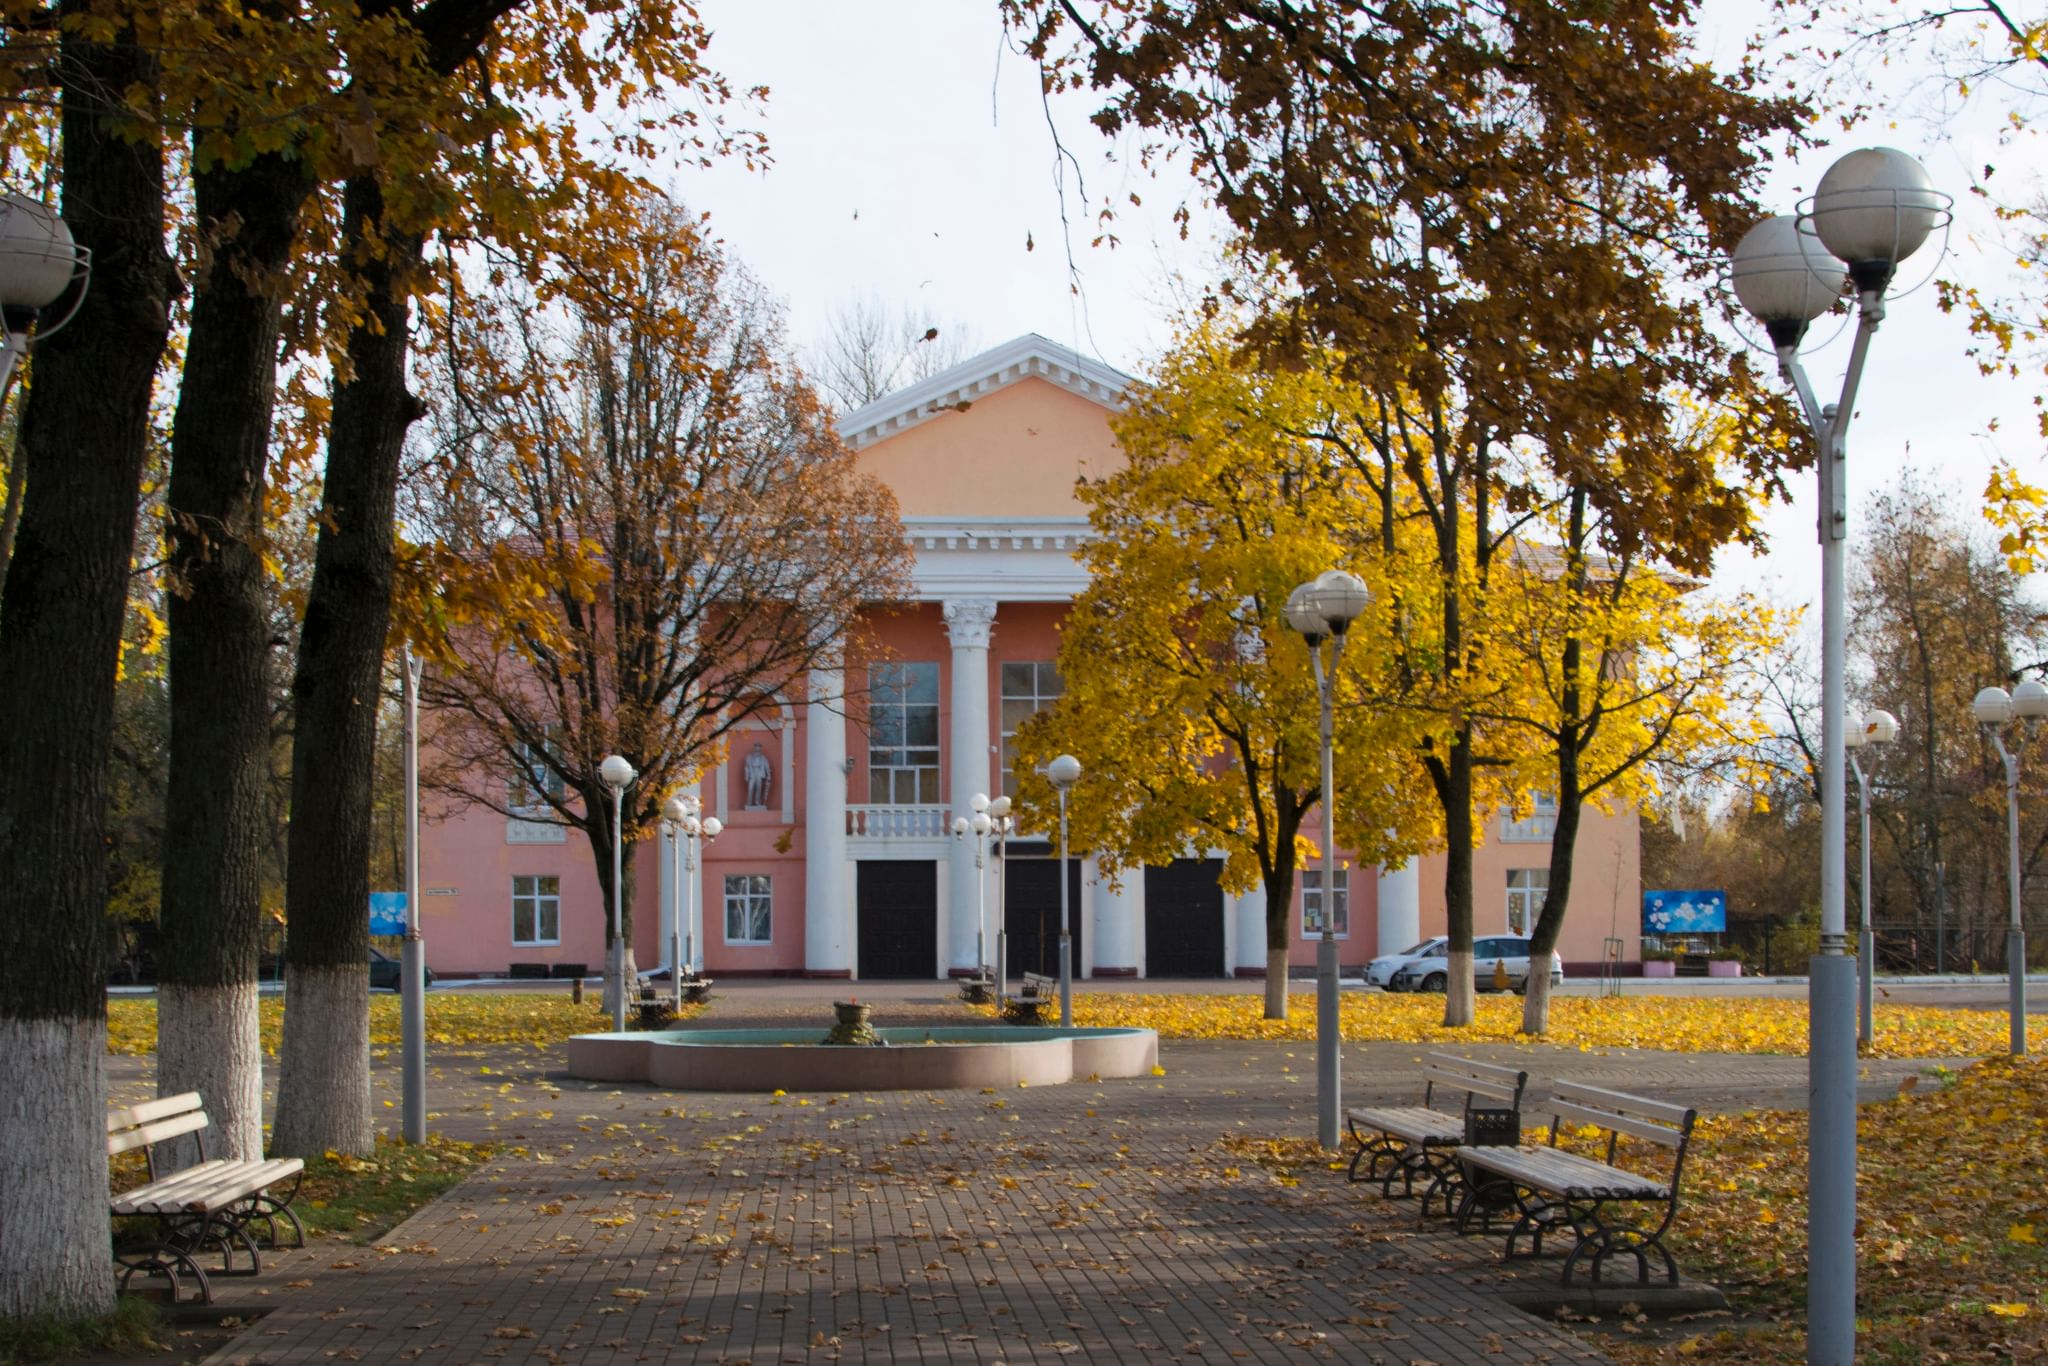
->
xmin=566 ymin=1004 xmax=1158 ymax=1092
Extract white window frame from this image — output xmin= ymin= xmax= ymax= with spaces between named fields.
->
xmin=1506 ymin=868 xmax=1549 ymax=937
xmin=1500 ymin=790 xmax=1560 ymax=842
xmin=511 ymin=874 xmax=561 ymax=946
xmin=723 ymin=873 xmax=773 ymax=946
xmin=868 ymin=662 xmax=941 ymax=805
xmin=999 ymin=660 xmax=1064 ymax=795
xmin=1301 ymin=868 xmax=1349 ymax=939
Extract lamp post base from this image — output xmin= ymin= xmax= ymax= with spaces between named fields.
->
xmin=1316 ymin=933 xmax=1340 ymax=1150
xmin=1857 ymin=928 xmax=1875 ymax=1047
xmin=2011 ymin=928 xmax=2030 ymax=1057
xmin=400 ymin=937 xmax=426 ymax=1145
xmin=1808 ymin=952 xmax=1859 ymax=1365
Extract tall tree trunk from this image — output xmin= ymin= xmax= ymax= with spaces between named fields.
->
xmin=1523 ymin=735 xmax=1582 ymax=1037
xmin=271 ymin=177 xmax=422 ymax=1159
xmin=1261 ymin=859 xmax=1297 ymax=1021
xmin=586 ymin=806 xmax=641 ymax=1021
xmin=0 ymin=10 xmax=172 ymax=1318
xmin=1441 ymin=731 xmax=1476 ymax=1027
xmin=158 ymin=149 xmax=312 ymax=1162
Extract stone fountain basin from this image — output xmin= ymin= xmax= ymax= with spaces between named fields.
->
xmin=566 ymin=1025 xmax=1159 ymax=1092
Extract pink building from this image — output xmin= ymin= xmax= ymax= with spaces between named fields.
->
xmin=417 ymin=335 xmax=1641 ymax=980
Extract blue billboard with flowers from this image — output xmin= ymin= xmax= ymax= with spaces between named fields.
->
xmin=1642 ymin=890 xmax=1727 ymax=935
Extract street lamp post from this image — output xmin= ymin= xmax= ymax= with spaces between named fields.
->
xmin=400 ymin=646 xmax=427 ymax=1144
xmin=1284 ymin=569 xmax=1371 ymax=1151
xmin=1728 ymin=145 xmax=1947 ymax=1365
xmin=1973 ymin=681 xmax=2044 ymax=1056
xmin=599 ymin=754 xmax=637 ymax=1031
xmin=1047 ymin=755 xmax=1082 ymax=1027
xmin=1844 ymin=709 xmax=1899 ymax=1047
xmin=989 ymin=795 xmax=1014 ymax=1006
xmin=952 ymin=794 xmax=995 ymax=976
xmin=0 ymin=192 xmax=91 ymax=393
xmin=661 ymin=795 xmax=718 ymax=1011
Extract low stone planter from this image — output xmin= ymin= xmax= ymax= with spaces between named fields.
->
xmin=1706 ymin=959 xmax=1742 ymax=978
xmin=1641 ymin=960 xmax=1677 ymax=978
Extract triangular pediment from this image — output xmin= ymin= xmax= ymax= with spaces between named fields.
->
xmin=839 ymin=333 xmax=1133 ymax=449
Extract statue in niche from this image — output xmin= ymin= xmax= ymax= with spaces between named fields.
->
xmin=743 ymin=741 xmax=773 ymax=809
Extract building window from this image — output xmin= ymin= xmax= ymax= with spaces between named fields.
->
xmin=724 ymin=874 xmax=772 ymax=945
xmin=999 ymin=661 xmax=1064 ymax=794
xmin=512 ymin=875 xmax=560 ymax=945
xmin=509 ymin=731 xmax=566 ymax=812
xmin=1506 ymin=868 xmax=1549 ymax=936
xmin=1500 ymin=790 xmax=1559 ymax=842
xmin=1302 ymin=868 xmax=1349 ymax=938
xmin=868 ymin=662 xmax=940 ymax=804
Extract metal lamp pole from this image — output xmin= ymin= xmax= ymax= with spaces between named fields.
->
xmin=989 ymin=796 xmax=1013 ymax=1005
xmin=400 ymin=646 xmax=427 ymax=1144
xmin=1846 ymin=710 xmax=1899 ymax=1047
xmin=952 ymin=795 xmax=995 ymax=976
xmin=1047 ymin=756 xmax=1082 ymax=1026
xmin=1728 ymin=146 xmax=1947 ymax=1365
xmin=598 ymin=754 xmax=636 ymax=1031
xmin=1974 ymin=682 xmax=2043 ymax=1056
xmin=1285 ymin=570 xmax=1370 ymax=1151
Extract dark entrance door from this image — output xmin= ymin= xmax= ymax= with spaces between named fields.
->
xmin=857 ymin=860 xmax=938 ymax=979
xmin=1002 ymin=853 xmax=1083 ymax=980
xmin=1144 ymin=858 xmax=1226 ymax=977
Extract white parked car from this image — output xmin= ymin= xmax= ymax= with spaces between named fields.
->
xmin=1363 ymin=936 xmax=1449 ymax=990
xmin=1389 ymin=934 xmax=1564 ymax=994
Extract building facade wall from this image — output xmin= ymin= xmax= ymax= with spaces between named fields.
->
xmin=415 ymin=337 xmax=1645 ymax=981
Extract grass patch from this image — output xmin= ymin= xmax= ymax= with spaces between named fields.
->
xmin=0 ymin=1295 xmax=167 ymax=1364
xmin=296 ymin=1134 xmax=497 ymax=1243
xmin=105 ymin=993 xmax=702 ymax=1057
xmin=1051 ymin=991 xmax=2023 ymax=1057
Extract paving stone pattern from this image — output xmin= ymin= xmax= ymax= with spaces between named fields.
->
xmin=169 ymin=987 xmax=1954 ymax=1365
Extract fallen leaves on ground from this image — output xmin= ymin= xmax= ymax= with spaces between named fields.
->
xmin=105 ymin=993 xmax=701 ymax=1057
xmin=1604 ymin=1055 xmax=2048 ymax=1362
xmin=1054 ymin=992 xmax=2021 ymax=1057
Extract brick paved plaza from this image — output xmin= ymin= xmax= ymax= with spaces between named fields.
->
xmin=101 ymin=984 xmax=1945 ymax=1365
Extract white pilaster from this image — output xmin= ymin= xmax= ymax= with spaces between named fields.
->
xmin=1233 ymin=884 xmax=1268 ymax=977
xmin=804 ymin=661 xmax=852 ymax=974
xmin=1090 ymin=857 xmax=1141 ymax=975
xmin=1377 ymin=859 xmax=1420 ymax=958
xmin=943 ymin=597 xmax=997 ymax=973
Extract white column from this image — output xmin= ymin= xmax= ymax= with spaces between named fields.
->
xmin=943 ymin=598 xmax=997 ymax=974
xmin=1233 ymin=885 xmax=1268 ymax=979
xmin=1090 ymin=856 xmax=1140 ymax=976
xmin=1377 ymin=860 xmax=1420 ymax=957
xmin=804 ymin=660 xmax=852 ymax=975
xmin=657 ymin=825 xmax=677 ymax=974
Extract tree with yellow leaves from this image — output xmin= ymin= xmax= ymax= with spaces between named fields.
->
xmin=1012 ymin=327 xmax=1440 ymax=1020
xmin=1485 ymin=453 xmax=1781 ymax=1035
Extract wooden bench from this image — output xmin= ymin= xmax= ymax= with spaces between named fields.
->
xmin=1453 ymin=1080 xmax=1698 ymax=1286
xmin=107 ymin=1093 xmax=305 ymax=1304
xmin=1003 ymin=971 xmax=1057 ymax=1023
xmin=1344 ymin=1053 xmax=1528 ymax=1215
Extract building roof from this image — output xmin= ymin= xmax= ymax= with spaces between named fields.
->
xmin=838 ymin=333 xmax=1135 ymax=449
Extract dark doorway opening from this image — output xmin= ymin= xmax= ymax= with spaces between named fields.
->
xmin=1144 ymin=858 xmax=1226 ymax=977
xmin=1002 ymin=852 xmax=1083 ymax=980
xmin=856 ymin=860 xmax=938 ymax=979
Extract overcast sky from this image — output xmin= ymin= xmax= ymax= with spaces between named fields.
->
xmin=673 ymin=1 xmax=2042 ymax=606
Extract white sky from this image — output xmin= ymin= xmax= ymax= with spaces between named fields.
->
xmin=673 ymin=1 xmax=2043 ymax=604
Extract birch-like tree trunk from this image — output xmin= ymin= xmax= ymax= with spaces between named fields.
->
xmin=0 ymin=9 xmax=172 ymax=1316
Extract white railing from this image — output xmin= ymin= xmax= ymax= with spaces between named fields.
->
xmin=846 ymin=804 xmax=950 ymax=840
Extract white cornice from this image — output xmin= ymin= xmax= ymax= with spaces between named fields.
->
xmin=840 ymin=334 xmax=1135 ymax=448
xmin=902 ymin=516 xmax=1095 ymax=603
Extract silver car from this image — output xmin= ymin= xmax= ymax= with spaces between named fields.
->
xmin=1363 ymin=936 xmax=1448 ymax=990
xmin=1390 ymin=935 xmax=1563 ymax=994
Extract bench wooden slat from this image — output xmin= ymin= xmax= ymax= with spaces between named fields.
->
xmin=1549 ymin=1100 xmax=1686 ymax=1147
xmin=107 ymin=1092 xmax=205 ymax=1132
xmin=114 ymin=1158 xmax=305 ymax=1217
xmin=1457 ymin=1144 xmax=1670 ymax=1200
xmin=107 ymin=1110 xmax=209 ymax=1157
xmin=1345 ymin=1104 xmax=1468 ymax=1146
xmin=1550 ymin=1081 xmax=1694 ymax=1128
